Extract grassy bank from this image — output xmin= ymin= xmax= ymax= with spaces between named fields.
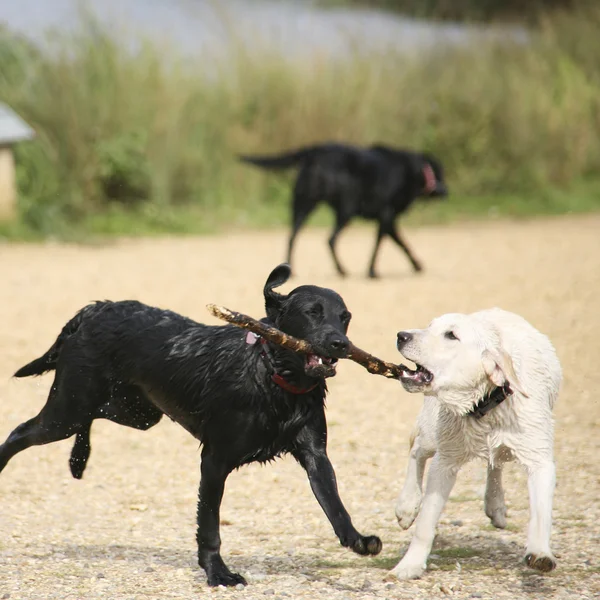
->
xmin=1 ymin=6 xmax=600 ymax=241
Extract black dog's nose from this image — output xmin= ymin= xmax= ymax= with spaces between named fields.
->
xmin=328 ymin=337 xmax=349 ymax=356
xmin=397 ymin=331 xmax=413 ymax=348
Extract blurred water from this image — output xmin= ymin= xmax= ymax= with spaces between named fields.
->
xmin=0 ymin=0 xmax=526 ymax=60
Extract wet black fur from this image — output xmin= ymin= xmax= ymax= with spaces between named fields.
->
xmin=239 ymin=142 xmax=448 ymax=278
xmin=0 ymin=264 xmax=382 ymax=587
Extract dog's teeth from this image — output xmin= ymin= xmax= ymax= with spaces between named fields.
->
xmin=317 ymin=357 xmax=323 ymax=364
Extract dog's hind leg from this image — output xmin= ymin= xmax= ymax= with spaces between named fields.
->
xmin=367 ymin=225 xmax=386 ymax=279
xmin=1 ymin=363 xmax=113 ymax=475
xmin=68 ymin=387 xmax=163 ymax=480
xmin=0 ymin=385 xmax=91 ymax=474
xmin=328 ymin=212 xmax=352 ymax=277
xmin=0 ymin=417 xmax=49 ymax=473
xmin=287 ymin=172 xmax=319 ymax=272
xmin=395 ymin=428 xmax=435 ymax=530
xmin=196 ymin=450 xmax=246 ymax=587
xmin=484 ymin=461 xmax=507 ymax=529
xmin=287 ymin=214 xmax=310 ymax=272
xmin=70 ymin=424 xmax=92 ymax=479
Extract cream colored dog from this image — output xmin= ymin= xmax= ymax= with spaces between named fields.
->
xmin=391 ymin=308 xmax=561 ymax=580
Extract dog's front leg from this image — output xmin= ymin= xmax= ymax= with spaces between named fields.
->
xmin=389 ymin=455 xmax=457 ymax=580
xmin=395 ymin=430 xmax=435 ymax=530
xmin=524 ymin=460 xmax=557 ymax=572
xmin=196 ymin=452 xmax=246 ymax=587
xmin=293 ymin=426 xmax=382 ymax=556
xmin=484 ymin=461 xmax=507 ymax=529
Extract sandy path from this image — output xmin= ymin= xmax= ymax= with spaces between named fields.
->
xmin=0 ymin=214 xmax=599 ymax=600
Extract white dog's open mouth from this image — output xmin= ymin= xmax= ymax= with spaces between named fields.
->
xmin=399 ymin=363 xmax=434 ymax=386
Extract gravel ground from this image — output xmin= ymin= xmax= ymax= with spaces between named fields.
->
xmin=0 ymin=215 xmax=599 ymax=600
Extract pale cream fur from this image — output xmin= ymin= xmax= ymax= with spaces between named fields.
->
xmin=391 ymin=308 xmax=561 ymax=580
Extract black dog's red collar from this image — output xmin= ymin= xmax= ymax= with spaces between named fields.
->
xmin=271 ymin=372 xmax=318 ymax=395
xmin=422 ymin=163 xmax=436 ymax=194
xmin=246 ymin=331 xmax=319 ymax=395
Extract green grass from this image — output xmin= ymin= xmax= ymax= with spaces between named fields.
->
xmin=435 ymin=546 xmax=479 ymax=559
xmin=366 ymin=556 xmax=401 ymax=570
xmin=482 ymin=523 xmax=520 ymax=532
xmin=1 ymin=182 xmax=596 ymax=243
xmin=0 ymin=194 xmax=332 ymax=242
xmin=448 ymin=493 xmax=479 ymax=503
xmin=367 ymin=547 xmax=480 ymax=571
xmin=314 ymin=558 xmax=352 ymax=570
xmin=1 ymin=5 xmax=600 ymax=241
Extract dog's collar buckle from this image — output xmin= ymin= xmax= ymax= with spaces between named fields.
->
xmin=469 ymin=383 xmax=513 ymax=419
xmin=246 ymin=331 xmax=318 ymax=395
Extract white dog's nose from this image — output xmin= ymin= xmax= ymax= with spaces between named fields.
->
xmin=397 ymin=331 xmax=413 ymax=349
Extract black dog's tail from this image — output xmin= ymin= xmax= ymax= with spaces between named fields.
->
xmin=238 ymin=145 xmax=323 ymax=170
xmin=13 ymin=302 xmax=109 ymax=378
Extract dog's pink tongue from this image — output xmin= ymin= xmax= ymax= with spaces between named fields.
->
xmin=307 ymin=354 xmax=320 ymax=367
xmin=399 ymin=367 xmax=421 ymax=382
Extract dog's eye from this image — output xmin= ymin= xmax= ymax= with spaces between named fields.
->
xmin=340 ymin=311 xmax=352 ymax=325
xmin=444 ymin=331 xmax=459 ymax=341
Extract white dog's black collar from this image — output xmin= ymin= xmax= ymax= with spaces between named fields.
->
xmin=469 ymin=383 xmax=513 ymax=419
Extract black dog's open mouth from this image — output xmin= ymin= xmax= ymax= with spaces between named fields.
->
xmin=399 ymin=362 xmax=434 ymax=386
xmin=305 ymin=354 xmax=338 ymax=378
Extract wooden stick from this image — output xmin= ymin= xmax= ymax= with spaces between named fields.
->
xmin=348 ymin=343 xmax=409 ymax=379
xmin=206 ymin=304 xmax=409 ymax=379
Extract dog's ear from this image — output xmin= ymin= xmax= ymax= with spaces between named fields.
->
xmin=482 ymin=347 xmax=528 ymax=397
xmin=264 ymin=263 xmax=291 ymax=321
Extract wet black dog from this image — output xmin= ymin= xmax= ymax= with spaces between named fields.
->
xmin=240 ymin=143 xmax=448 ymax=278
xmin=0 ymin=264 xmax=381 ymax=587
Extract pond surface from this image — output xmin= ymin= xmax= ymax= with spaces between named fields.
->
xmin=0 ymin=0 xmax=526 ymax=59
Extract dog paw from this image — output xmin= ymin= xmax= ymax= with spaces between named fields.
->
xmin=395 ymin=498 xmax=420 ymax=530
xmin=486 ymin=507 xmax=507 ymax=529
xmin=351 ymin=535 xmax=383 ymax=556
xmin=525 ymin=552 xmax=557 ymax=573
xmin=206 ymin=570 xmax=247 ymax=587
xmin=386 ymin=561 xmax=425 ymax=581
xmin=69 ymin=458 xmax=86 ymax=480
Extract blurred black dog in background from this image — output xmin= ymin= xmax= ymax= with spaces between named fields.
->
xmin=0 ymin=264 xmax=382 ymax=587
xmin=240 ymin=143 xmax=448 ymax=278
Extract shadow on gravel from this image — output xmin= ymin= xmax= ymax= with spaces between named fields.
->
xmin=520 ymin=571 xmax=559 ymax=597
xmin=30 ymin=532 xmax=563 ymax=594
xmin=42 ymin=543 xmax=194 ymax=569
xmin=35 ymin=541 xmax=367 ymax=579
xmin=367 ymin=530 xmax=542 ymax=574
